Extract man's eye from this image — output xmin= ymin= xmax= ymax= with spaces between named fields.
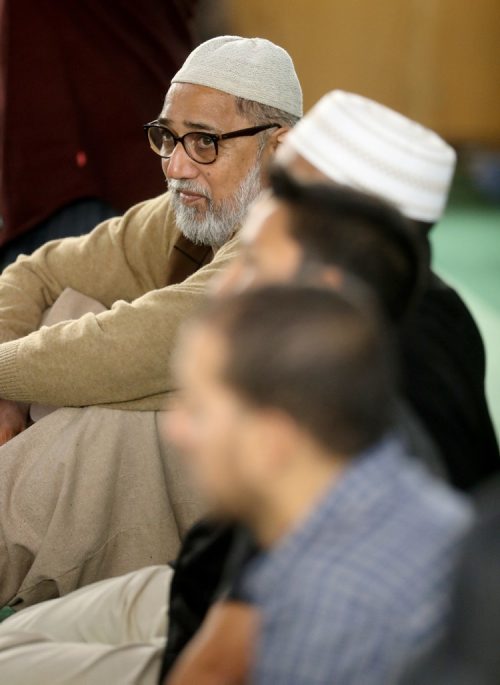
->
xmin=196 ymin=134 xmax=214 ymax=149
xmin=161 ymin=130 xmax=175 ymax=143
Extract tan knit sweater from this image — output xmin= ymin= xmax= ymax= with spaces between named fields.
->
xmin=0 ymin=192 xmax=240 ymax=410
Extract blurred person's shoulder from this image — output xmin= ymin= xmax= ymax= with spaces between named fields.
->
xmin=371 ymin=445 xmax=474 ymax=571
xmin=283 ymin=443 xmax=473 ymax=606
xmin=397 ymin=450 xmax=474 ymax=529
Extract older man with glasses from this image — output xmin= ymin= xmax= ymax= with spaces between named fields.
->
xmin=0 ymin=36 xmax=302 ymax=611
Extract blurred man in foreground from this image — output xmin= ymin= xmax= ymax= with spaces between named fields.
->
xmin=164 ymin=284 xmax=471 ymax=685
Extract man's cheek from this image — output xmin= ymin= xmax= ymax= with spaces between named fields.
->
xmin=199 ymin=454 xmax=228 ymax=500
xmin=189 ymin=449 xmax=213 ymax=492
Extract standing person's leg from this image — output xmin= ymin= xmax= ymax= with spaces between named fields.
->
xmin=0 ymin=565 xmax=173 ymax=645
xmin=0 ymin=198 xmax=117 ymax=270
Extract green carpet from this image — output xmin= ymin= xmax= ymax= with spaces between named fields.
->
xmin=431 ymin=174 xmax=500 ymax=442
xmin=0 ymin=606 xmax=15 ymax=623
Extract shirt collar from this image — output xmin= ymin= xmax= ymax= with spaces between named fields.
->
xmin=243 ymin=434 xmax=406 ymax=590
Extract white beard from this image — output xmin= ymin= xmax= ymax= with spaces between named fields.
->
xmin=169 ymin=162 xmax=263 ymax=248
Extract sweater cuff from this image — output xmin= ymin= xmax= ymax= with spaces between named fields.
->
xmin=0 ymin=339 xmax=27 ymax=401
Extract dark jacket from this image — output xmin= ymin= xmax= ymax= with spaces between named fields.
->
xmin=401 ymin=476 xmax=500 ymax=685
xmin=401 ymin=273 xmax=499 ymax=489
xmin=159 ymin=519 xmax=257 ymax=682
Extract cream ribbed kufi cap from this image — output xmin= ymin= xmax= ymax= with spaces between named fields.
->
xmin=171 ymin=35 xmax=303 ymax=118
xmin=286 ymin=90 xmax=456 ymax=222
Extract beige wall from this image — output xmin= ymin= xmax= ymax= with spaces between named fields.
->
xmin=226 ymin=0 xmax=500 ymax=143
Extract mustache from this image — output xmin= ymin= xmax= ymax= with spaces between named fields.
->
xmin=166 ymin=179 xmax=212 ymax=202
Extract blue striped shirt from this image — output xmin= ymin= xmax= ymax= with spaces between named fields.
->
xmin=238 ymin=437 xmax=473 ymax=685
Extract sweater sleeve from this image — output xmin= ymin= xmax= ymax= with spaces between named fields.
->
xmin=0 ymin=193 xmax=175 ymax=344
xmin=0 ymin=235 xmax=240 ymax=408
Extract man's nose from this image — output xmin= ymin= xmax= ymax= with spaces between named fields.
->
xmin=163 ymin=142 xmax=200 ymax=180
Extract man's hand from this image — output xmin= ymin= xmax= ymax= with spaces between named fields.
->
xmin=165 ymin=600 xmax=258 ymax=685
xmin=0 ymin=400 xmax=29 ymax=445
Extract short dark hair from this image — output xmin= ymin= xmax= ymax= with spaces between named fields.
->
xmin=196 ymin=284 xmax=395 ymax=456
xmin=270 ymin=166 xmax=428 ymax=323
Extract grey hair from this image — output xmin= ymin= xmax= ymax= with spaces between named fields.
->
xmin=234 ymin=97 xmax=300 ymax=129
xmin=234 ymin=97 xmax=300 ymax=154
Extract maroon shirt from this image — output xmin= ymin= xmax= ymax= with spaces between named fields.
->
xmin=0 ymin=0 xmax=196 ymax=245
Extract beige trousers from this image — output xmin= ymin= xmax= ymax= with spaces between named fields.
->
xmin=0 ymin=289 xmax=203 ymax=609
xmin=0 ymin=565 xmax=172 ymax=684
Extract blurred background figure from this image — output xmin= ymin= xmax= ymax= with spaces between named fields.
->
xmin=0 ymin=0 xmax=198 ymax=268
xmin=224 ymin=0 xmax=500 ymax=463
xmin=400 ymin=476 xmax=500 ymax=685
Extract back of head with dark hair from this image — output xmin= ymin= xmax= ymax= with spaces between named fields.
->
xmin=197 ymin=284 xmax=395 ymax=457
xmin=270 ymin=166 xmax=429 ymax=323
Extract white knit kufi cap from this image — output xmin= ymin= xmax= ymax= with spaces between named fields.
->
xmin=286 ymin=90 xmax=456 ymax=222
xmin=171 ymin=35 xmax=303 ymax=118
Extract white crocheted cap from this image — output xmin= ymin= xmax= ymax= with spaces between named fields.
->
xmin=286 ymin=90 xmax=457 ymax=222
xmin=171 ymin=35 xmax=303 ymax=118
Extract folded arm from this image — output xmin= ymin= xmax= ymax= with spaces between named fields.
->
xmin=0 ymin=236 xmax=239 ymax=408
xmin=0 ymin=194 xmax=174 ymax=344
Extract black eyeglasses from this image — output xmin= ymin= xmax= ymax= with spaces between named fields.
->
xmin=143 ymin=121 xmax=280 ymax=165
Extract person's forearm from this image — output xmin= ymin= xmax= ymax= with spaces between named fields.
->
xmin=165 ymin=641 xmax=248 ymax=685
xmin=165 ymin=601 xmax=256 ymax=685
xmin=167 ymin=665 xmax=244 ymax=685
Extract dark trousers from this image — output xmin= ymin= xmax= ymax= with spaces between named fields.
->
xmin=0 ymin=198 xmax=117 ymax=271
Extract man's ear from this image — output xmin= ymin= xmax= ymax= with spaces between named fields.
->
xmin=270 ymin=127 xmax=291 ymax=152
